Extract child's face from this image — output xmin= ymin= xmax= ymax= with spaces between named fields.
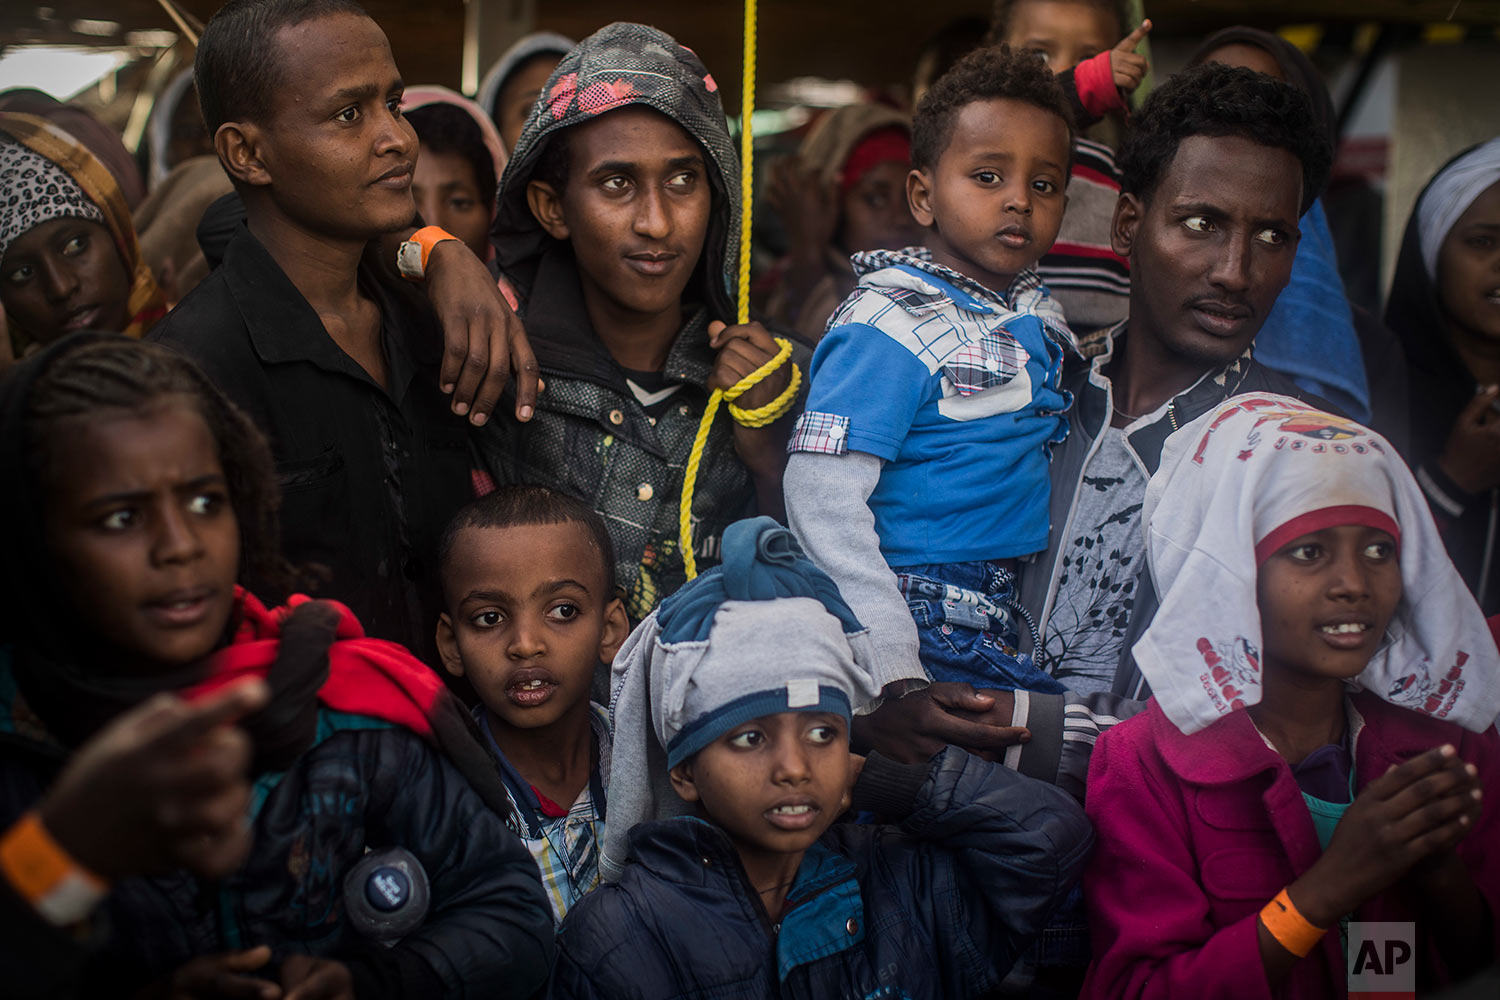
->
xmin=1001 ymin=0 xmax=1121 ymax=73
xmin=670 ymin=711 xmax=854 ymax=860
xmin=841 ymin=160 xmax=922 ymax=255
xmin=1113 ymin=134 xmax=1302 ymax=371
xmin=526 ymin=106 xmax=711 ymax=323
xmin=239 ymin=12 xmax=418 ymax=241
xmin=496 ymin=53 xmax=562 ymax=153
xmin=1256 ymin=525 xmax=1402 ymax=682
xmin=1437 ymin=179 xmax=1500 ymax=347
xmin=412 ymin=146 xmax=491 ymax=260
xmin=437 ymin=521 xmax=627 ymax=730
xmin=43 ymin=399 xmax=241 ymax=672
xmin=0 ymin=219 xmax=133 ymax=347
xmin=909 ymin=98 xmax=1069 ymax=290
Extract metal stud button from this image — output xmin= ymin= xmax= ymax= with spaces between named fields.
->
xmin=608 ymin=409 xmax=624 ymax=425
xmin=637 ymin=483 xmax=654 ymax=501
xmin=846 ymin=917 xmax=859 ymax=935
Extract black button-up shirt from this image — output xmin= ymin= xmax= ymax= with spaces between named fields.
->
xmin=150 ymin=227 xmax=471 ymax=662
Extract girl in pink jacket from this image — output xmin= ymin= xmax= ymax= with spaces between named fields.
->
xmin=1082 ymin=395 xmax=1500 ymax=999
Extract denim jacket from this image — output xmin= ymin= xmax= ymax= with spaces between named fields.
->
xmin=476 ymin=251 xmax=809 ymax=621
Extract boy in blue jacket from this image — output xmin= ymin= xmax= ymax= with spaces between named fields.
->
xmin=550 ymin=518 xmax=1091 ymax=999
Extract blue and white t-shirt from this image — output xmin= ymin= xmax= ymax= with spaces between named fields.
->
xmin=789 ymin=248 xmax=1075 ymax=565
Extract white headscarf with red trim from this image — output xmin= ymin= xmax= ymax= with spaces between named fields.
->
xmin=1135 ymin=394 xmax=1500 ymax=736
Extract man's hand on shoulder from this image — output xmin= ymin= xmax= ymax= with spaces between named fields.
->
xmin=422 ymin=239 xmax=540 ymax=428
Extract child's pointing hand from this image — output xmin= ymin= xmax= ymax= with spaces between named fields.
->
xmin=1111 ymin=20 xmax=1152 ymax=95
xmin=37 ymin=677 xmax=268 ymax=882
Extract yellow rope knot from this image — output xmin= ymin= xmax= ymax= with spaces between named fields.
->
xmin=726 ymin=336 xmax=801 ymax=428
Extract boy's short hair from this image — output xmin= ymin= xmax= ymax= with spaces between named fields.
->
xmin=985 ymin=0 xmax=1125 ymax=45
xmin=195 ymin=0 xmax=370 ymax=135
xmin=439 ymin=486 xmax=617 ymax=597
xmin=911 ymin=44 xmax=1076 ymax=172
xmin=406 ymin=103 xmax=499 ymax=209
xmin=1117 ymin=62 xmax=1331 ymax=216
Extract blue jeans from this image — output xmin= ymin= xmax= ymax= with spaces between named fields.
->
xmin=899 ymin=562 xmax=1085 ymax=979
xmin=895 ymin=560 xmax=1064 ymax=694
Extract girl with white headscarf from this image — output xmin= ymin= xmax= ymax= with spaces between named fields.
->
xmin=1385 ymin=137 xmax=1500 ymax=613
xmin=1081 ymin=395 xmax=1500 ymax=1000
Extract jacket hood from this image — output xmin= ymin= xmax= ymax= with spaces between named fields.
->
xmin=490 ymin=22 xmax=740 ymax=323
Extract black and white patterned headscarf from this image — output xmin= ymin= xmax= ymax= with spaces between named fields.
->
xmin=0 ymin=133 xmax=105 ymax=263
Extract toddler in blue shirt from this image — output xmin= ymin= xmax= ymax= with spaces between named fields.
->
xmin=787 ymin=45 xmax=1079 ymax=702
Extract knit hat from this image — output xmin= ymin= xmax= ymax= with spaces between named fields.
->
xmin=0 ymin=132 xmax=105 ymax=264
xmin=601 ymin=516 xmax=883 ymax=881
xmin=1135 ymin=394 xmax=1500 ymax=736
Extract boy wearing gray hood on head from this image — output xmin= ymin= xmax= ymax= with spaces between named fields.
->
xmin=476 ymin=31 xmax=576 ymax=154
xmin=550 ymin=517 xmax=1092 ymax=999
xmin=474 ymin=23 xmax=809 ymax=624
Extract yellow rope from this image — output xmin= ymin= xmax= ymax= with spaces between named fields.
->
xmin=728 ymin=339 xmax=802 ymax=427
xmin=678 ymin=0 xmax=767 ymax=580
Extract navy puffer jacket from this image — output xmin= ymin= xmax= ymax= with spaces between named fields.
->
xmin=1 ymin=717 xmax=555 ymax=999
xmin=550 ymin=746 xmax=1093 ymax=999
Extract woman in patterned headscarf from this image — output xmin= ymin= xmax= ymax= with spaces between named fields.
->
xmin=0 ymin=113 xmax=167 ymax=356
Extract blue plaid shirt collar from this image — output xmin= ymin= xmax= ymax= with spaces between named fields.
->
xmin=851 ymin=246 xmax=1076 ymax=354
xmin=851 ymin=246 xmax=1039 ymax=311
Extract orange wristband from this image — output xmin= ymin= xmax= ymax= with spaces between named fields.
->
xmin=1259 ymin=888 xmax=1327 ymax=958
xmin=0 ymin=811 xmax=107 ymax=926
xmin=410 ymin=225 xmax=458 ymax=270
xmin=396 ymin=225 xmax=460 ymax=281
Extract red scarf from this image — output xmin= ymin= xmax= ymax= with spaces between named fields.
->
xmin=182 ymin=589 xmax=440 ymax=740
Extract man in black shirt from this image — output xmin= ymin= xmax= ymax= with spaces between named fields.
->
xmin=151 ymin=0 xmax=477 ymax=660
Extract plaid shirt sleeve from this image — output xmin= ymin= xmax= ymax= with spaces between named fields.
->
xmin=788 ymin=411 xmax=851 ymax=456
xmin=797 ymin=319 xmax=930 ymax=461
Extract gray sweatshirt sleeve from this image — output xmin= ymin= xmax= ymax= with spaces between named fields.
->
xmin=784 ymin=451 xmax=928 ymax=692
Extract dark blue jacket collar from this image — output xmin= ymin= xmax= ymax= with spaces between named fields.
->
xmin=625 ymin=815 xmax=865 ymax=980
